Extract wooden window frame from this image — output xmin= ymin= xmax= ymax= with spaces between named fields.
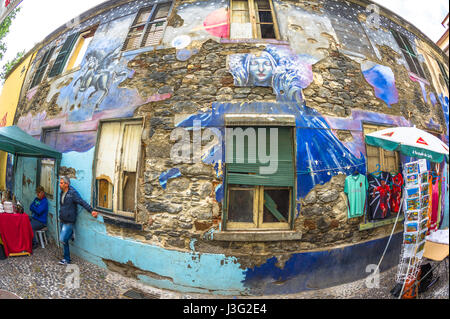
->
xmin=122 ymin=2 xmax=173 ymax=51
xmin=363 ymin=123 xmax=400 ymax=174
xmin=38 ymin=126 xmax=60 ymax=199
xmin=391 ymin=29 xmax=426 ymax=79
xmin=226 ymin=185 xmax=291 ymax=230
xmin=223 ymin=124 xmax=295 ymax=231
xmin=64 ymin=26 xmax=98 ymax=72
xmin=30 ymin=47 xmax=55 ymax=89
xmin=92 ymin=118 xmax=144 ymax=219
xmin=48 ymin=32 xmax=80 ymax=78
xmin=229 ymin=0 xmax=280 ymax=40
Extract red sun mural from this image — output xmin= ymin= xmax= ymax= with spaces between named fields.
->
xmin=203 ymin=8 xmax=229 ymax=38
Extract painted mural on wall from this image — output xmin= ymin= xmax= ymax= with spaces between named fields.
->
xmin=17 ymin=14 xmax=170 ymax=153
xmin=361 ymin=62 xmax=399 ymax=108
xmin=439 ymin=93 xmax=450 ymax=141
xmin=228 ymin=45 xmax=313 ymax=103
xmin=57 ymin=16 xmax=146 ymax=123
xmin=177 ymin=45 xmax=369 ymax=201
xmin=165 ymin=0 xmax=229 ymax=49
xmin=72 ymin=46 xmax=128 ymax=110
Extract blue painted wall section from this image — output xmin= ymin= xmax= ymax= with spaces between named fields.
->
xmin=243 ymin=232 xmax=403 ymax=295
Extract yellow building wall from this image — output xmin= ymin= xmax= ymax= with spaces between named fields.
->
xmin=0 ymin=53 xmax=34 ymax=190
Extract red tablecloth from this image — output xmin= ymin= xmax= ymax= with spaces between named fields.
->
xmin=0 ymin=213 xmax=33 ymax=256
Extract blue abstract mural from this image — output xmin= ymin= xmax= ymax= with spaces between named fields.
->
xmin=362 ymin=63 xmax=399 ymax=107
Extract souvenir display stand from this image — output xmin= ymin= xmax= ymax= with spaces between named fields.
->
xmin=395 ymin=160 xmax=430 ymax=296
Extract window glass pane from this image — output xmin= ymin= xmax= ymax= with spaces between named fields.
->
xmin=233 ymin=0 xmax=250 ymax=11
xmin=142 ymin=22 xmax=165 ymax=47
xmin=95 ymin=122 xmax=121 ymax=185
xmin=404 ymin=54 xmax=419 ymax=75
xmin=40 ymin=159 xmax=54 ymax=196
xmin=263 ymin=189 xmax=289 ymax=222
xmin=123 ymin=26 xmax=145 ymax=50
xmin=256 ymin=0 xmax=271 ymax=10
xmin=258 ymin=11 xmax=273 ymax=23
xmin=232 ymin=0 xmax=250 ymax=24
xmin=121 ymin=123 xmax=141 ymax=172
xmin=122 ymin=171 xmax=136 ymax=212
xmin=97 ymin=178 xmax=113 ymax=209
xmin=411 ymin=56 xmax=425 ymax=78
xmin=400 ymin=34 xmax=415 ymax=56
xmin=228 ymin=188 xmax=254 ymax=222
xmin=153 ymin=3 xmax=171 ymax=20
xmin=134 ymin=7 xmax=152 ymax=25
xmin=259 ymin=23 xmax=276 ymax=39
xmin=72 ymin=35 xmax=93 ymax=69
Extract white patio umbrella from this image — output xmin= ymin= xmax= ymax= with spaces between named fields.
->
xmin=365 ymin=126 xmax=449 ymax=163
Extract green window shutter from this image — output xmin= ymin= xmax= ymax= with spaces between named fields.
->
xmin=437 ymin=60 xmax=449 ymax=89
xmin=48 ymin=32 xmax=79 ymax=77
xmin=226 ymin=126 xmax=294 ymax=187
xmin=30 ymin=47 xmax=55 ymax=88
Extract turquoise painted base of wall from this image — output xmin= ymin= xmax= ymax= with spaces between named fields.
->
xmin=64 ymin=214 xmax=403 ymax=296
xmin=51 ymin=148 xmax=403 ymax=296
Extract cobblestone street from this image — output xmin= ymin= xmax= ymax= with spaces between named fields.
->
xmin=0 ymin=241 xmax=448 ymax=300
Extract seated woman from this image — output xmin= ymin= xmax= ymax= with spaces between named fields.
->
xmin=29 ymin=186 xmax=48 ymax=249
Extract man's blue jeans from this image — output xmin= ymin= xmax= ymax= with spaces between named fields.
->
xmin=60 ymin=223 xmax=74 ymax=263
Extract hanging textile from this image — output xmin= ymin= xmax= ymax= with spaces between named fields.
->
xmin=440 ymin=162 xmax=449 ymax=229
xmin=344 ymin=173 xmax=369 ymax=218
xmin=429 ymin=178 xmax=440 ymax=232
xmin=390 ymin=173 xmax=404 ymax=214
xmin=368 ymin=171 xmax=392 ymax=220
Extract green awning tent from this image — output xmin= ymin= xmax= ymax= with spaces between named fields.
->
xmin=0 ymin=125 xmax=61 ymax=159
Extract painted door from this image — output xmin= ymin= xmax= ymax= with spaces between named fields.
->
xmin=14 ymin=156 xmax=37 ymax=215
xmin=40 ymin=128 xmax=60 ymax=243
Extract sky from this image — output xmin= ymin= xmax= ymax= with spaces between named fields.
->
xmin=0 ymin=0 xmax=449 ymax=76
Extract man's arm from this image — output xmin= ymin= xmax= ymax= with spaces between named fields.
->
xmin=72 ymin=189 xmax=93 ymax=213
xmin=31 ymin=198 xmax=48 ymax=217
xmin=72 ymin=189 xmax=98 ymax=218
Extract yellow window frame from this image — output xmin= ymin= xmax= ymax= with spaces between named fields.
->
xmin=229 ymin=0 xmax=280 ymax=40
xmin=363 ymin=124 xmax=400 ymax=174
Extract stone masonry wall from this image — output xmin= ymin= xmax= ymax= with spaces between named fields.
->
xmin=115 ymin=38 xmax=419 ymax=266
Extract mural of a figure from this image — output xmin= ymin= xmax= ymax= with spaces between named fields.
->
xmin=73 ymin=46 xmax=128 ymax=109
xmin=207 ymin=45 xmax=366 ymax=198
xmin=228 ymin=46 xmax=313 ymax=104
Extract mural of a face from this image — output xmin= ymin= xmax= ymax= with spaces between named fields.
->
xmin=228 ymin=45 xmax=313 ymax=104
xmin=249 ymin=55 xmax=274 ymax=86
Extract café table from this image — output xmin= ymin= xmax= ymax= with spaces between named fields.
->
xmin=0 ymin=213 xmax=34 ymax=257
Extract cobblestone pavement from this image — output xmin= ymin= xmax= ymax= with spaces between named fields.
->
xmin=0 ymin=241 xmax=448 ymax=299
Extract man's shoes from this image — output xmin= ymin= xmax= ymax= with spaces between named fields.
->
xmin=58 ymin=259 xmax=70 ymax=265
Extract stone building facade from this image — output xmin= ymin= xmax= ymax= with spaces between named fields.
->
xmin=4 ymin=0 xmax=449 ymax=295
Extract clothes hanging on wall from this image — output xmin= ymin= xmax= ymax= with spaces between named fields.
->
xmin=368 ymin=171 xmax=392 ymax=220
xmin=344 ymin=173 xmax=369 ymax=218
xmin=429 ymin=178 xmax=440 ymax=232
xmin=390 ymin=172 xmax=404 ymax=214
xmin=440 ymin=162 xmax=449 ymax=229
